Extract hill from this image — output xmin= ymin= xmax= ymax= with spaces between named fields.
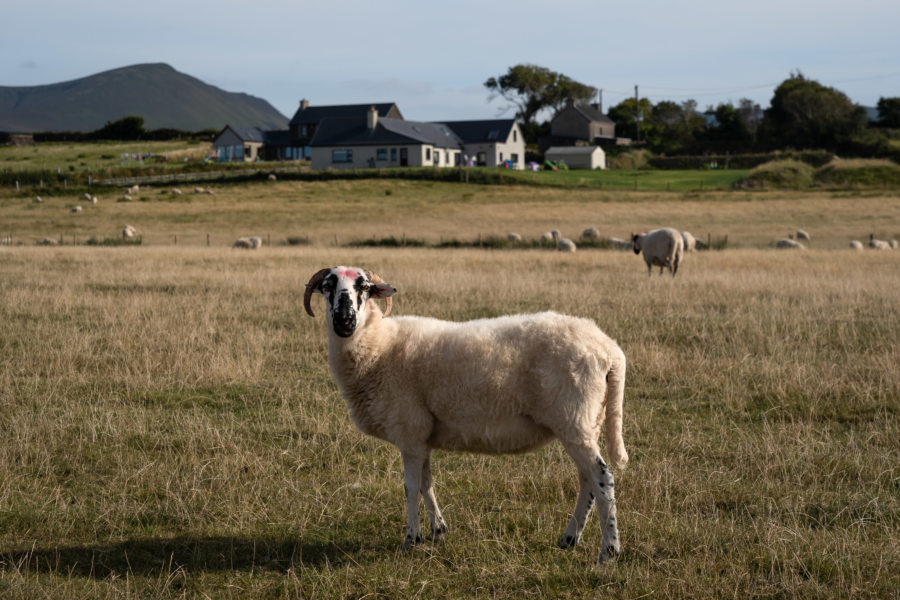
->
xmin=0 ymin=63 xmax=288 ymax=133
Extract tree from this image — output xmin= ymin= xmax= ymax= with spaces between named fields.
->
xmin=607 ymin=97 xmax=653 ymax=142
xmin=94 ymin=116 xmax=146 ymax=140
xmin=485 ymin=64 xmax=595 ymax=134
xmin=761 ymin=72 xmax=866 ymax=150
xmin=876 ymin=97 xmax=900 ymax=128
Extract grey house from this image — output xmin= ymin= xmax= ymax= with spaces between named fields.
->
xmin=281 ymin=99 xmax=402 ymax=160
xmin=212 ymin=125 xmax=266 ymax=162
xmin=310 ymin=107 xmax=462 ymax=170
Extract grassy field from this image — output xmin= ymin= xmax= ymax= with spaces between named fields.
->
xmin=1 ymin=181 xmax=898 ymax=598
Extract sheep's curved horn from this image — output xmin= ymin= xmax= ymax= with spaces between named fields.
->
xmin=303 ymin=267 xmax=332 ymax=317
xmin=365 ymin=269 xmax=393 ymax=317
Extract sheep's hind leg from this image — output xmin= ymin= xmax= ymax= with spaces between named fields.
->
xmin=401 ymin=451 xmax=425 ymax=547
xmin=558 ymin=471 xmax=594 ymax=549
xmin=562 ymin=442 xmax=622 ymax=564
xmin=420 ymin=453 xmax=448 ymax=539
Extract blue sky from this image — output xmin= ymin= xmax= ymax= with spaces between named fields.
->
xmin=2 ymin=0 xmax=898 ymax=122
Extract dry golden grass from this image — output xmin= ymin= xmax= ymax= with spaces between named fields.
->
xmin=1 ymin=238 xmax=898 ymax=598
xmin=2 ymin=180 xmax=899 ymax=250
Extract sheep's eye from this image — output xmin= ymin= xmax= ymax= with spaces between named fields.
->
xmin=322 ymin=283 xmax=333 ymax=293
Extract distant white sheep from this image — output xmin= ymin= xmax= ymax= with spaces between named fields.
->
xmin=795 ymin=229 xmax=810 ymax=242
xmin=304 ymin=266 xmax=629 ymax=564
xmin=83 ymin=193 xmax=92 ymax=202
xmin=540 ymin=231 xmax=554 ymax=243
xmin=70 ymin=206 xmax=83 ymax=214
xmin=33 ymin=196 xmax=43 ymax=203
xmin=551 ymin=230 xmax=576 ymax=252
xmin=849 ymin=240 xmax=864 ymax=250
xmin=776 ymin=238 xmax=805 ymax=250
xmin=268 ymin=173 xmax=277 ymax=181
xmin=127 ymin=184 xmax=140 ymax=195
xmin=91 ymin=196 xmax=98 ymax=205
xmin=868 ymin=234 xmax=892 ymax=250
xmin=632 ymin=228 xmax=684 ymax=276
xmin=680 ymin=231 xmax=696 ymax=252
xmin=507 ymin=232 xmax=522 ymax=242
xmin=122 ymin=224 xmax=137 ymax=240
xmin=580 ymin=226 xmax=600 ymax=240
xmin=171 ymin=188 xmax=183 ymax=195
xmin=892 ymin=240 xmax=899 ymax=249
xmin=232 ymin=236 xmax=263 ymax=249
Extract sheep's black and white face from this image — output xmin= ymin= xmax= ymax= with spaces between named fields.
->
xmin=305 ymin=266 xmax=396 ymax=338
xmin=631 ymin=234 xmax=643 ymax=254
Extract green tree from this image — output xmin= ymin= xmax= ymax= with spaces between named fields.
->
xmin=94 ymin=115 xmax=146 ymax=140
xmin=762 ymin=73 xmax=866 ymax=150
xmin=607 ymin=97 xmax=653 ymax=142
xmin=876 ymin=97 xmax=900 ymax=128
xmin=485 ymin=64 xmax=595 ymax=135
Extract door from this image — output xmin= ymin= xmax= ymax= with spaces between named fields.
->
xmin=400 ymin=148 xmax=408 ymax=167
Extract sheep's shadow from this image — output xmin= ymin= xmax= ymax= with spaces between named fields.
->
xmin=1 ymin=534 xmax=390 ymax=578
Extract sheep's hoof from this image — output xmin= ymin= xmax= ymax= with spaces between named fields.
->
xmin=597 ymin=542 xmax=621 ymax=564
xmin=402 ymin=533 xmax=423 ymax=549
xmin=558 ymin=534 xmax=578 ymax=549
xmin=430 ymin=522 xmax=448 ymax=540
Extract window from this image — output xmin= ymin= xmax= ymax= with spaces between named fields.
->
xmin=377 ymin=148 xmax=388 ymax=161
xmin=487 ymin=130 xmax=499 ymax=140
xmin=425 ymin=148 xmax=431 ymax=161
xmin=304 ymin=146 xmax=311 ymax=158
xmin=332 ymin=149 xmax=353 ymax=163
xmin=390 ymin=148 xmax=397 ymax=162
xmin=300 ymin=125 xmax=308 ymax=136
xmin=499 ymin=152 xmax=504 ymax=162
xmin=511 ymin=153 xmax=519 ymax=165
xmin=513 ymin=130 xmax=517 ymax=142
xmin=244 ymin=145 xmax=252 ymax=158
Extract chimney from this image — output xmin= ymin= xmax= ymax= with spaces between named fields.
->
xmin=367 ymin=106 xmax=378 ymax=130
xmin=300 ymin=98 xmax=309 ymax=111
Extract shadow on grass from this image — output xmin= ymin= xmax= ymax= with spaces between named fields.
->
xmin=2 ymin=534 xmax=392 ymax=577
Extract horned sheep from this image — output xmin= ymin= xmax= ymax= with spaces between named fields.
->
xmin=304 ymin=266 xmax=629 ymax=564
xmin=632 ymin=228 xmax=684 ymax=276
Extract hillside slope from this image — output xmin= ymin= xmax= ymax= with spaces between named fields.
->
xmin=0 ymin=63 xmax=288 ymax=133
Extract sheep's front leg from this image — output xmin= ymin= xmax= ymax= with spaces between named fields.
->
xmin=421 ymin=454 xmax=448 ymax=539
xmin=558 ymin=472 xmax=594 ymax=549
xmin=401 ymin=452 xmax=425 ymax=547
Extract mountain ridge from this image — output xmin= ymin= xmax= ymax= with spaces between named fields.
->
xmin=0 ymin=63 xmax=288 ymax=133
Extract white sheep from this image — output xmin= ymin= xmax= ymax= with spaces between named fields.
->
xmin=128 ymin=184 xmax=140 ymax=195
xmin=304 ymin=266 xmax=629 ymax=564
xmin=776 ymin=238 xmax=805 ymax=249
xmin=70 ymin=206 xmax=83 ymax=214
xmin=268 ymin=173 xmax=277 ymax=181
xmin=33 ymin=196 xmax=43 ymax=203
xmin=551 ymin=229 xmax=577 ymax=252
xmin=83 ymin=193 xmax=92 ymax=202
xmin=171 ymin=188 xmax=183 ymax=195
xmin=795 ymin=229 xmax=810 ymax=242
xmin=868 ymin=234 xmax=892 ymax=250
xmin=581 ymin=226 xmax=600 ymax=240
xmin=680 ymin=231 xmax=696 ymax=252
xmin=849 ymin=240 xmax=864 ymax=250
xmin=232 ymin=236 xmax=262 ymax=249
xmin=91 ymin=196 xmax=98 ymax=205
xmin=540 ymin=231 xmax=554 ymax=243
xmin=891 ymin=240 xmax=899 ymax=249
xmin=631 ymin=228 xmax=684 ymax=276
xmin=507 ymin=232 xmax=522 ymax=242
xmin=122 ymin=224 xmax=137 ymax=240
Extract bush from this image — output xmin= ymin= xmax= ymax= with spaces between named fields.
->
xmin=814 ymin=158 xmax=900 ymax=186
xmin=732 ymin=160 xmax=815 ymax=189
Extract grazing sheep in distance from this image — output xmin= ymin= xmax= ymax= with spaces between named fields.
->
xmin=33 ymin=196 xmax=43 ymax=203
xmin=171 ymin=188 xmax=183 ymax=195
xmin=507 ymin=232 xmax=522 ymax=242
xmin=540 ymin=231 xmax=554 ymax=243
xmin=127 ymin=184 xmax=140 ymax=195
xmin=122 ymin=224 xmax=137 ymax=240
xmin=232 ymin=236 xmax=263 ymax=249
xmin=91 ymin=196 xmax=98 ymax=205
xmin=776 ymin=238 xmax=805 ymax=249
xmin=83 ymin=193 xmax=92 ymax=202
xmin=632 ymin=228 xmax=684 ymax=276
xmin=849 ymin=240 xmax=864 ymax=250
xmin=268 ymin=173 xmax=277 ymax=181
xmin=581 ymin=226 xmax=600 ymax=240
xmin=304 ymin=266 xmax=629 ymax=564
xmin=869 ymin=234 xmax=892 ymax=250
xmin=551 ymin=229 xmax=577 ymax=252
xmin=70 ymin=206 xmax=83 ymax=214
xmin=892 ymin=240 xmax=899 ymax=249
xmin=680 ymin=231 xmax=696 ymax=252
xmin=795 ymin=229 xmax=810 ymax=242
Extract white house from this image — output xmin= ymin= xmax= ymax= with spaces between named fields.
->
xmin=439 ymin=119 xmax=526 ymax=169
xmin=310 ymin=107 xmax=463 ymax=170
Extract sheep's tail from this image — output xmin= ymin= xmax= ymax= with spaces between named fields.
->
xmin=604 ymin=347 xmax=629 ymax=469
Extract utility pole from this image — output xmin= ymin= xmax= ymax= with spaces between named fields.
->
xmin=598 ymin=88 xmax=603 ymax=112
xmin=635 ymin=85 xmax=640 ymax=143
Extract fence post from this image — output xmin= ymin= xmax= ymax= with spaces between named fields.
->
xmin=15 ymin=181 xmax=19 ymax=192
xmin=174 ymin=235 xmax=177 ymax=246
xmin=207 ymin=233 xmax=210 ymax=247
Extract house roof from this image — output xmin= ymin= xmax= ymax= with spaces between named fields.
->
xmin=556 ymin=102 xmax=615 ymax=126
xmin=218 ymin=125 xmax=266 ymax=143
xmin=310 ymin=116 xmax=462 ymax=149
xmin=289 ymin=103 xmax=401 ymax=126
xmin=438 ymin=119 xmax=518 ymax=143
xmin=545 ymin=146 xmax=604 ymax=156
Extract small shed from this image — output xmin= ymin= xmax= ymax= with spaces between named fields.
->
xmin=545 ymin=146 xmax=606 ymax=170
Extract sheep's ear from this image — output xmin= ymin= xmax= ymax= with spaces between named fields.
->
xmin=370 ymin=282 xmax=396 ymax=299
